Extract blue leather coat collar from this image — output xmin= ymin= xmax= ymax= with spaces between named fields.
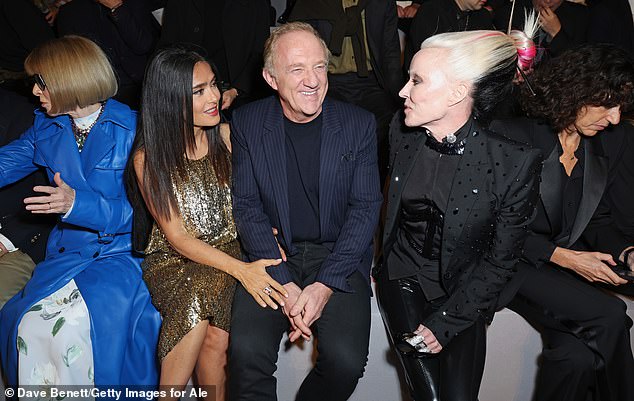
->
xmin=32 ymin=98 xmax=134 ymax=137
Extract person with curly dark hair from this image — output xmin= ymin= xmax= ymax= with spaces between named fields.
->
xmin=492 ymin=43 xmax=634 ymax=401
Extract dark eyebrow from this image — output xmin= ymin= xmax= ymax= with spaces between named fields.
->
xmin=192 ymin=82 xmax=206 ymax=89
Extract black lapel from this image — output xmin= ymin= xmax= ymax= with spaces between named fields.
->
xmin=539 ymin=144 xmax=563 ymax=229
xmin=441 ymin=130 xmax=489 ymax=273
xmin=567 ymin=139 xmax=608 ymax=246
xmin=318 ymin=100 xmax=343 ymax=235
xmin=262 ymin=100 xmax=292 ymax=248
xmin=382 ymin=131 xmax=425 ymax=245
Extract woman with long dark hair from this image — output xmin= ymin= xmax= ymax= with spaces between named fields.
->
xmin=375 ymin=24 xmax=542 ymax=400
xmin=127 ymin=46 xmax=286 ymax=401
xmin=492 ymin=43 xmax=634 ymax=401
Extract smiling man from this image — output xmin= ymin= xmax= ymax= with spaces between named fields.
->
xmin=228 ymin=22 xmax=382 ymax=401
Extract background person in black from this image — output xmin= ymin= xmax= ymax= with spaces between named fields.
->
xmin=0 ymin=88 xmax=54 ymax=309
xmin=159 ymin=0 xmax=272 ymax=112
xmin=586 ymin=0 xmax=634 ymax=55
xmin=492 ymin=44 xmax=634 ymax=401
xmin=396 ymin=0 xmax=422 ymax=35
xmin=600 ymin=121 xmax=634 ymax=242
xmin=376 ymin=28 xmax=541 ymax=401
xmin=492 ymin=0 xmax=589 ymax=61
xmin=56 ymin=0 xmax=161 ymax=109
xmin=403 ymin=0 xmax=494 ymax=72
xmin=0 ymin=0 xmax=54 ymax=97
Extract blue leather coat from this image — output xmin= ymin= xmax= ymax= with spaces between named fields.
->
xmin=0 ymin=99 xmax=160 ymax=388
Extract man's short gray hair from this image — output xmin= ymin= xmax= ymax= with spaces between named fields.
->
xmin=263 ymin=21 xmax=331 ymax=75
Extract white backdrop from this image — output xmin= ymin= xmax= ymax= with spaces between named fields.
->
xmin=274 ymin=287 xmax=634 ymax=401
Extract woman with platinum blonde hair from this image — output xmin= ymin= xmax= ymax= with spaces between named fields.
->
xmin=375 ymin=23 xmax=542 ymax=401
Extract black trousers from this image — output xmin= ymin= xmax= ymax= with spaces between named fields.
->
xmin=509 ymin=261 xmax=634 ymax=401
xmin=228 ymin=242 xmax=371 ymax=401
xmin=376 ymin=270 xmax=486 ymax=401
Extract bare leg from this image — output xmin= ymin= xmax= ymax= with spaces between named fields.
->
xmin=159 ymin=320 xmax=209 ymax=401
xmin=195 ymin=325 xmax=229 ymax=401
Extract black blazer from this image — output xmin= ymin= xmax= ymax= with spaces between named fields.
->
xmin=0 ymin=89 xmax=54 ymax=263
xmin=601 ymin=122 xmax=634 ymax=241
xmin=231 ymin=96 xmax=382 ymax=292
xmin=159 ymin=0 xmax=270 ymax=101
xmin=57 ymin=0 xmax=160 ymax=88
xmin=403 ymin=0 xmax=494 ymax=70
xmin=491 ymin=118 xmax=631 ymax=267
xmin=381 ymin=112 xmax=542 ymax=346
xmin=0 ymin=0 xmax=54 ymax=72
xmin=587 ymin=0 xmax=634 ymax=54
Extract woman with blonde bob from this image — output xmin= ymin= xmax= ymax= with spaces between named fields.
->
xmin=0 ymin=36 xmax=160 ymax=389
xmin=375 ymin=24 xmax=542 ymax=401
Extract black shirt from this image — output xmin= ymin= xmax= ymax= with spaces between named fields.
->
xmin=555 ymin=140 xmax=585 ymax=245
xmin=387 ymin=119 xmax=474 ymax=300
xmin=285 ymin=115 xmax=322 ymax=242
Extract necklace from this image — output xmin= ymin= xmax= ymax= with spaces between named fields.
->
xmin=424 ymin=129 xmax=467 ymax=155
xmin=70 ymin=104 xmax=104 ymax=151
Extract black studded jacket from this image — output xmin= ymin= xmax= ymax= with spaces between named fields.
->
xmin=379 ymin=111 xmax=543 ymax=347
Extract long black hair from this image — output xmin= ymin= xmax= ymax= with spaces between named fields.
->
xmin=125 ymin=45 xmax=230 ymax=252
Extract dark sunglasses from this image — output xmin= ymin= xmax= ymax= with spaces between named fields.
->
xmin=28 ymin=74 xmax=47 ymax=91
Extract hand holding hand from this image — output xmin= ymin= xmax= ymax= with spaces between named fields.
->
xmin=413 ymin=324 xmax=442 ymax=354
xmin=237 ymin=258 xmax=288 ymax=309
xmin=539 ymin=7 xmax=561 ymax=38
xmin=553 ymin=248 xmax=627 ymax=285
xmin=401 ymin=4 xmax=420 ymax=18
xmin=281 ymin=282 xmax=310 ymax=342
xmin=24 ymin=172 xmax=75 ymax=214
xmin=287 ymin=282 xmax=333 ymax=341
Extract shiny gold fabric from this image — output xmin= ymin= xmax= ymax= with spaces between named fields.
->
xmin=142 ymin=156 xmax=238 ymax=361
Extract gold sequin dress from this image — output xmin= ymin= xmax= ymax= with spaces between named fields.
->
xmin=142 ymin=155 xmax=238 ymax=361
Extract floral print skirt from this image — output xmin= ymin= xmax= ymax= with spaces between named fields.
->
xmin=17 ymin=279 xmax=94 ymax=386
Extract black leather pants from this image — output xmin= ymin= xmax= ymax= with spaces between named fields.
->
xmin=376 ymin=271 xmax=486 ymax=401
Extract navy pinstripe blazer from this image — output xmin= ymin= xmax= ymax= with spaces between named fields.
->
xmin=231 ymin=96 xmax=382 ymax=292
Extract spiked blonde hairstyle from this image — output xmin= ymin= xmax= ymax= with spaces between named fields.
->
xmin=418 ymin=11 xmax=539 ymax=122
